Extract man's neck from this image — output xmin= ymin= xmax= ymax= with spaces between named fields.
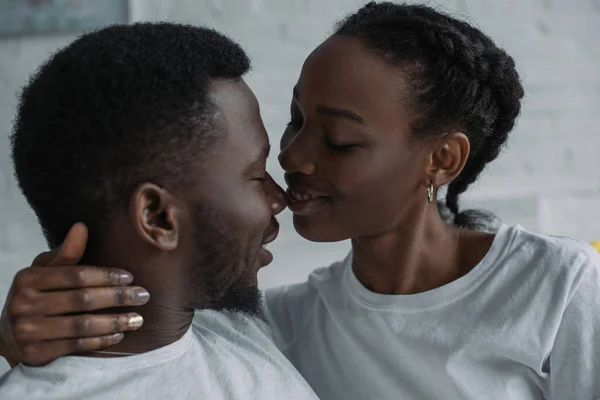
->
xmin=86 ymin=303 xmax=194 ymax=357
xmin=80 ymin=245 xmax=195 ymax=357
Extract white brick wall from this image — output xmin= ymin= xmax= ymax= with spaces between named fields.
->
xmin=0 ymin=0 xmax=598 ymax=369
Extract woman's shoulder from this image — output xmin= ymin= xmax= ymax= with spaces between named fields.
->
xmin=497 ymin=224 xmax=599 ymax=281
xmin=262 ymin=257 xmax=349 ymax=348
xmin=264 ymin=255 xmax=349 ymax=302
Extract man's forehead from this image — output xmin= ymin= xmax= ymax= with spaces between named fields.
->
xmin=208 ymin=78 xmax=257 ymax=109
xmin=204 ymin=78 xmax=269 ymax=165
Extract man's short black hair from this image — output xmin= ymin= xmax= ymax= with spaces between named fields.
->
xmin=10 ymin=23 xmax=251 ymax=250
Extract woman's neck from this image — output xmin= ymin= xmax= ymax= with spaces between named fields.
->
xmin=350 ymin=208 xmax=493 ymax=295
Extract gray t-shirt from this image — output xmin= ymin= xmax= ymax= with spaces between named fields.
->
xmin=0 ymin=310 xmax=319 ymax=400
xmin=264 ymin=225 xmax=600 ymax=399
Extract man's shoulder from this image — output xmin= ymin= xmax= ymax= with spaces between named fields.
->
xmin=0 ymin=329 xmax=199 ymax=399
xmin=192 ymin=309 xmax=271 ymax=337
xmin=0 ymin=357 xmax=162 ymax=399
xmin=188 ymin=311 xmax=319 ymax=399
xmin=0 ymin=362 xmax=56 ymax=399
xmin=192 ymin=309 xmax=285 ymax=355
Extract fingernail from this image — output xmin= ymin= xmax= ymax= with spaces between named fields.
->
xmin=112 ymin=333 xmax=124 ymax=342
xmin=127 ymin=315 xmax=144 ymax=330
xmin=119 ymin=272 xmax=134 ymax=285
xmin=132 ymin=288 xmax=150 ymax=304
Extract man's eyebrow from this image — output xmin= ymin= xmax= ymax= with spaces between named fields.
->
xmin=250 ymin=144 xmax=271 ymax=165
xmin=292 ymin=86 xmax=365 ymax=125
xmin=245 ymin=144 xmax=270 ymax=176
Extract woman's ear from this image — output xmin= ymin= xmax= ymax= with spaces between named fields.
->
xmin=426 ymin=132 xmax=470 ymax=187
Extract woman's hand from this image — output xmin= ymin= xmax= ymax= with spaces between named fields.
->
xmin=0 ymin=223 xmax=150 ymax=366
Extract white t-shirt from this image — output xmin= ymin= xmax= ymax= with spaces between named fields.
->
xmin=0 ymin=310 xmax=319 ymax=400
xmin=264 ymin=225 xmax=600 ymax=400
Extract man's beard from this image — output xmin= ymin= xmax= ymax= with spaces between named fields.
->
xmin=186 ymin=204 xmax=262 ymax=316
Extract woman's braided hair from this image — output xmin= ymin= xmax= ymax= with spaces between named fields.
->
xmin=334 ymin=2 xmax=524 ymax=230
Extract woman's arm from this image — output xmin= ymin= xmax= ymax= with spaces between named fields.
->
xmin=548 ymin=249 xmax=600 ymax=399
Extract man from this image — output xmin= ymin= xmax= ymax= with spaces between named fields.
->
xmin=0 ymin=22 xmax=318 ymax=399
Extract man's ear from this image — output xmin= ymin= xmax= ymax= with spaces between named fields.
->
xmin=129 ymin=183 xmax=180 ymax=251
xmin=425 ymin=132 xmax=470 ymax=187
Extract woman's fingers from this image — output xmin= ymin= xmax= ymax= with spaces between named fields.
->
xmin=13 ymin=266 xmax=134 ymax=291
xmin=9 ymin=286 xmax=150 ymax=317
xmin=20 ymin=333 xmax=126 ymax=366
xmin=13 ymin=313 xmax=143 ymax=342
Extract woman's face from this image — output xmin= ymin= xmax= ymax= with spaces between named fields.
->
xmin=279 ymin=35 xmax=433 ymax=242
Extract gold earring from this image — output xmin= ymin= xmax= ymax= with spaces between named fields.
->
xmin=427 ymin=182 xmax=434 ymax=204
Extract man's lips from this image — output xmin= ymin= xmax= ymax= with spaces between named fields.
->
xmin=259 ymin=220 xmax=279 ymax=267
xmin=259 ymin=247 xmax=274 ymax=266
xmin=262 ymin=219 xmax=279 ymax=245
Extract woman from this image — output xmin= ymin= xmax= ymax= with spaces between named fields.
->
xmin=2 ymin=2 xmax=599 ymax=399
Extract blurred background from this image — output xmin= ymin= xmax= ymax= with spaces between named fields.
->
xmin=0 ymin=0 xmax=598 ymax=371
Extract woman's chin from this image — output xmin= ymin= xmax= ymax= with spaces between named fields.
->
xmin=293 ymin=215 xmax=349 ymax=243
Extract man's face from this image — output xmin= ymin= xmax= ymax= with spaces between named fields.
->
xmin=181 ymin=78 xmax=284 ymax=315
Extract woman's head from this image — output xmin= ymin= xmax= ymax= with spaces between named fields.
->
xmin=279 ymin=1 xmax=524 ymax=242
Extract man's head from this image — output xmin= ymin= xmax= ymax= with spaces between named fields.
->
xmin=11 ymin=23 xmax=284 ymax=316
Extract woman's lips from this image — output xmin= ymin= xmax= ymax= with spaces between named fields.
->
xmin=286 ymin=188 xmax=331 ymax=216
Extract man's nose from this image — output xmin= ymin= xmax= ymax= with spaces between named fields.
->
xmin=265 ymin=173 xmax=287 ymax=215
